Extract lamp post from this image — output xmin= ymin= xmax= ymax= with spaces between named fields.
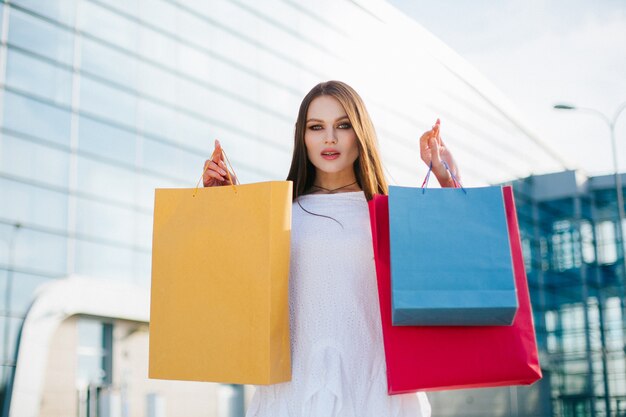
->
xmin=553 ymin=102 xmax=626 ymax=269
xmin=554 ymin=101 xmax=626 ymax=417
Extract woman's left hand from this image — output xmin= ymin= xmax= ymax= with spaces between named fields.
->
xmin=419 ymin=119 xmax=460 ymax=187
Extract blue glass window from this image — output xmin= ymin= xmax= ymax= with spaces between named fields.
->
xmin=74 ymin=240 xmax=133 ymax=281
xmin=78 ymin=1 xmax=138 ymax=53
xmin=78 ymin=116 xmax=137 ymax=166
xmin=75 ymin=197 xmax=135 ymax=244
xmin=3 ymin=91 xmax=72 ymax=146
xmin=5 ymin=48 xmax=73 ymax=106
xmin=7 ymin=7 xmax=74 ymax=65
xmin=79 ymin=77 xmax=137 ymax=128
xmin=0 ymin=133 xmax=70 ymax=188
xmin=133 ymin=251 xmax=152 ymax=288
xmin=138 ymin=98 xmax=179 ymax=143
xmin=80 ymin=37 xmax=138 ymax=90
xmin=76 ymin=156 xmax=136 ymax=205
xmin=0 ymin=271 xmax=52 ymax=316
xmin=77 ymin=318 xmax=113 ymax=386
xmin=0 ymin=317 xmax=24 ymax=362
xmin=0 ymin=178 xmax=68 ymax=230
xmin=137 ymin=173 xmax=181 ymax=211
xmin=11 ymin=0 xmax=77 ymax=27
xmin=141 ymin=137 xmax=181 ymax=180
xmin=11 ymin=228 xmax=67 ymax=274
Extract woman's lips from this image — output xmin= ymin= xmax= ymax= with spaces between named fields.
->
xmin=321 ymin=152 xmax=340 ymax=160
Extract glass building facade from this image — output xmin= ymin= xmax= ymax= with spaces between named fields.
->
xmin=512 ymin=171 xmax=626 ymax=417
xmin=0 ymin=0 xmax=589 ymax=416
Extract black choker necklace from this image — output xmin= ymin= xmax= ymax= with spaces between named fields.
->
xmin=311 ymin=181 xmax=358 ymax=194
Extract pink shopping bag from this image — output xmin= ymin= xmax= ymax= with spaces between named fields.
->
xmin=368 ymin=185 xmax=542 ymax=394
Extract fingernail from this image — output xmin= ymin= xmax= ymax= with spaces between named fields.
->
xmin=220 ymin=169 xmax=227 ymax=175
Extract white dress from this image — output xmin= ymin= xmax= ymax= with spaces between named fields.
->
xmin=246 ymin=191 xmax=430 ymax=417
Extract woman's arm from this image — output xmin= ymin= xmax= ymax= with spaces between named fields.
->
xmin=419 ymin=119 xmax=461 ymax=188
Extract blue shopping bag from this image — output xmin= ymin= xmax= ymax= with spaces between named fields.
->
xmin=388 ymin=184 xmax=518 ymax=326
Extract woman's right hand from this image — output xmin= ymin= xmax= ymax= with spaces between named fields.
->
xmin=202 ymin=139 xmax=237 ymax=187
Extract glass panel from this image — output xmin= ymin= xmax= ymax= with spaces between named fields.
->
xmin=76 ymin=318 xmax=114 ymax=386
xmin=3 ymin=91 xmax=72 ymax=145
xmin=0 ymin=4 xmax=4 ymax=38
xmin=138 ymin=0 xmax=179 ymax=34
xmin=141 ymin=137 xmax=181 ymax=180
xmin=0 ymin=177 xmax=68 ymax=230
xmin=0 ymin=271 xmax=52 ymax=315
xmin=137 ymin=173 xmax=180 ymax=210
xmin=80 ymin=37 xmax=138 ymax=89
xmin=104 ymin=0 xmax=139 ymax=17
xmin=136 ymin=60 xmax=178 ymax=105
xmin=580 ymin=220 xmax=595 ymax=263
xmin=78 ymin=318 xmax=104 ymax=349
xmin=0 ymin=316 xmax=24 ymax=362
xmin=12 ymin=228 xmax=67 ymax=274
xmin=135 ymin=211 xmax=153 ymax=249
xmin=79 ymin=77 xmax=137 ymax=128
xmin=77 ymin=1 xmax=138 ymax=53
xmin=77 ymin=354 xmax=105 ymax=386
xmin=5 ymin=48 xmax=73 ymax=105
xmin=76 ymin=156 xmax=136 ymax=205
xmin=11 ymin=0 xmax=77 ymax=27
xmin=78 ymin=116 xmax=137 ymax=166
xmin=521 ymin=237 xmax=532 ymax=271
xmin=75 ymin=197 xmax=135 ymax=243
xmin=74 ymin=240 xmax=134 ymax=281
xmin=7 ymin=7 xmax=74 ymax=65
xmin=133 ymin=251 xmax=151 ymax=287
xmin=136 ymin=21 xmax=178 ymax=66
xmin=596 ymin=220 xmax=617 ymax=264
xmin=0 ymin=133 xmax=70 ymax=188
xmin=137 ymin=99 xmax=179 ymax=144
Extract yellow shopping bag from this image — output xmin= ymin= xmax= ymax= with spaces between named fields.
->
xmin=148 ymin=180 xmax=292 ymax=384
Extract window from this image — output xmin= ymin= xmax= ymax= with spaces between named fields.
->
xmin=80 ymin=37 xmax=138 ymax=90
xmin=76 ymin=156 xmax=136 ymax=205
xmin=77 ymin=1 xmax=138 ymax=53
xmin=79 ymin=77 xmax=137 ymax=128
xmin=5 ymin=227 xmax=67 ymax=275
xmin=75 ymin=197 xmax=135 ymax=244
xmin=3 ymin=91 xmax=72 ymax=146
xmin=0 ymin=271 xmax=52 ymax=316
xmin=11 ymin=0 xmax=77 ymax=27
xmin=78 ymin=116 xmax=137 ymax=166
xmin=5 ymin=48 xmax=73 ymax=106
xmin=596 ymin=220 xmax=617 ymax=264
xmin=579 ymin=220 xmax=596 ymax=263
xmin=0 ymin=133 xmax=70 ymax=188
xmin=521 ymin=237 xmax=532 ymax=271
xmin=7 ymin=7 xmax=74 ymax=65
xmin=76 ymin=317 xmax=113 ymax=388
xmin=551 ymin=220 xmax=582 ymax=271
xmin=74 ymin=240 xmax=134 ymax=281
xmin=0 ymin=177 xmax=68 ymax=230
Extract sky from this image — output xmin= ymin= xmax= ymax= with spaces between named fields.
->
xmin=387 ymin=0 xmax=626 ymax=178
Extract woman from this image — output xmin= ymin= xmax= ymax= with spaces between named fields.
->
xmin=203 ymin=81 xmax=460 ymax=417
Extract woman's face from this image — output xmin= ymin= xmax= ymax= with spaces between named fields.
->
xmin=304 ymin=95 xmax=360 ymax=177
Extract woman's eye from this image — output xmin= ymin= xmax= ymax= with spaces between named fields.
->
xmin=308 ymin=125 xmax=322 ymax=131
xmin=338 ymin=123 xmax=351 ymax=129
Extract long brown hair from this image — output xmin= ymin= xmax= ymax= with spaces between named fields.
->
xmin=286 ymin=80 xmax=388 ymax=201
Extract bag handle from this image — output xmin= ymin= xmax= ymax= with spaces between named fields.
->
xmin=193 ymin=145 xmax=239 ymax=197
xmin=421 ymin=161 xmax=465 ymax=194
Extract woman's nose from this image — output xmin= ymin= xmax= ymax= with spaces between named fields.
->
xmin=324 ymin=130 xmax=338 ymax=144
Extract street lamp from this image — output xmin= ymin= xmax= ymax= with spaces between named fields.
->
xmin=553 ymin=102 xmax=626 ymax=266
xmin=554 ymin=101 xmax=626 ymax=417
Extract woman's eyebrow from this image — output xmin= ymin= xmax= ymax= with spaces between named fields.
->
xmin=306 ymin=115 xmax=349 ymax=123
